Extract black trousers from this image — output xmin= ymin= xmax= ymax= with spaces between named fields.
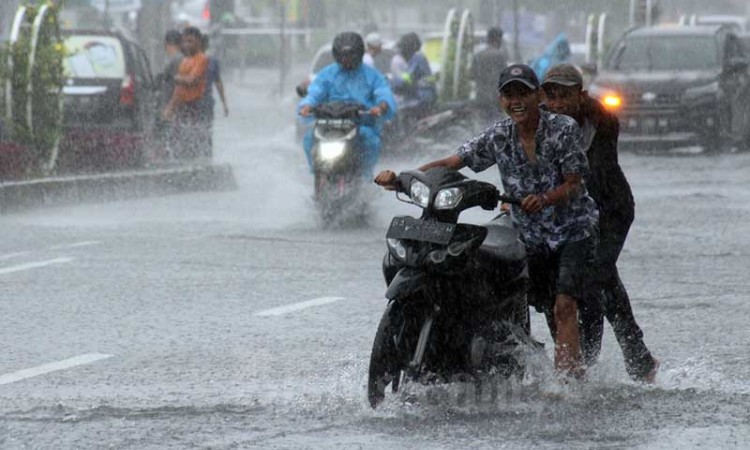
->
xmin=578 ymin=220 xmax=656 ymax=380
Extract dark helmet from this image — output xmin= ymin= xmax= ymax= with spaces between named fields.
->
xmin=332 ymin=32 xmax=365 ymax=69
xmin=397 ymin=32 xmax=422 ymax=61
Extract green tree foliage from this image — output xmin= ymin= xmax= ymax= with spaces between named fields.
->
xmin=1 ymin=1 xmax=65 ymax=177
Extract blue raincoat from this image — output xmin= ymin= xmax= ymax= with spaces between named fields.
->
xmin=530 ymin=33 xmax=571 ymax=80
xmin=298 ymin=62 xmax=396 ymax=177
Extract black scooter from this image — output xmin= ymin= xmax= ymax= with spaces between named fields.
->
xmin=368 ymin=168 xmax=532 ymax=408
xmin=307 ymin=102 xmax=372 ymax=225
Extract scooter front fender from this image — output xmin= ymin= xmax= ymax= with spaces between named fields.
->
xmin=385 ymin=267 xmax=427 ymax=301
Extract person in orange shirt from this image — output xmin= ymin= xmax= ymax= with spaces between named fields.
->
xmin=163 ymin=26 xmax=209 ymax=161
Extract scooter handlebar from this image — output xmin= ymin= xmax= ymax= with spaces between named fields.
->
xmin=497 ymin=194 xmax=522 ymax=206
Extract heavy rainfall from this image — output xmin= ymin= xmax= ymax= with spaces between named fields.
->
xmin=0 ymin=0 xmax=749 ymax=448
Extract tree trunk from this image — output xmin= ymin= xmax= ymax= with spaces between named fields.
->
xmin=136 ymin=0 xmax=171 ymax=74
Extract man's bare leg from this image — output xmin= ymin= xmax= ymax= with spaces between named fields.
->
xmin=554 ymin=294 xmax=584 ymax=378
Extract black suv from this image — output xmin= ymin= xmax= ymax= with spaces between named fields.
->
xmin=588 ymin=25 xmax=750 ymax=150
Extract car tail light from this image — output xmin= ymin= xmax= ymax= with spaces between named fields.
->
xmin=602 ymin=95 xmax=622 ymax=110
xmin=202 ymin=2 xmax=211 ymax=21
xmin=120 ymin=74 xmax=135 ymax=106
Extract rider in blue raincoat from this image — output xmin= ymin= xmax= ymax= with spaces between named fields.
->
xmin=530 ymin=33 xmax=571 ymax=81
xmin=298 ymin=32 xmax=396 ymax=177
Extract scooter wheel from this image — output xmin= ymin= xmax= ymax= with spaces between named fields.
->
xmin=367 ymin=304 xmax=401 ymax=408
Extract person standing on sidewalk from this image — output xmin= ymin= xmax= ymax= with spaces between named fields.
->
xmin=471 ymin=26 xmax=508 ymax=122
xmin=163 ymin=27 xmax=209 ymax=161
xmin=198 ymin=34 xmax=229 ymax=160
xmin=541 ymin=63 xmax=659 ymax=383
xmin=155 ymin=29 xmax=183 ymax=161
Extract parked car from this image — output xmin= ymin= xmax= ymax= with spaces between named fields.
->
xmin=588 ymin=25 xmax=750 ymax=150
xmin=60 ymin=30 xmax=159 ymax=171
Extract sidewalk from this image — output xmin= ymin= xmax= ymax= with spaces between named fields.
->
xmin=0 ymin=163 xmax=236 ymax=214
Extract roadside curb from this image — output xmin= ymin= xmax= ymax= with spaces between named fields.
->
xmin=0 ymin=163 xmax=237 ymax=214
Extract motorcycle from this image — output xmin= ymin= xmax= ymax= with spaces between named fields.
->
xmin=306 ymin=102 xmax=373 ymax=225
xmin=368 ymin=168 xmax=533 ymax=408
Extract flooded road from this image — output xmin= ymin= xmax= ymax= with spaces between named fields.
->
xmin=0 ymin=72 xmax=749 ymax=449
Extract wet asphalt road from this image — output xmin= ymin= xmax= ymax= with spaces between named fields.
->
xmin=1 ymin=74 xmax=749 ymax=449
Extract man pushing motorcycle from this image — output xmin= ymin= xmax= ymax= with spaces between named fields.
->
xmin=298 ymin=32 xmax=396 ymax=178
xmin=375 ymin=64 xmax=599 ymax=379
xmin=541 ymin=63 xmax=658 ymax=383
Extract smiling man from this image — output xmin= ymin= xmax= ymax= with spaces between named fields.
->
xmin=375 ymin=64 xmax=599 ymax=379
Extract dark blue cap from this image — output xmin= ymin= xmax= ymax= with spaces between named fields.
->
xmin=497 ymin=64 xmax=540 ymax=92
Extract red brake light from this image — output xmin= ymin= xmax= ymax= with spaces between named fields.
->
xmin=120 ymin=74 xmax=135 ymax=106
xmin=202 ymin=2 xmax=211 ymax=21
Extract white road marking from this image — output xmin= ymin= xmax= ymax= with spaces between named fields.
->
xmin=49 ymin=240 xmax=101 ymax=250
xmin=0 ymin=251 xmax=31 ymax=261
xmin=0 ymin=353 xmax=113 ymax=386
xmin=0 ymin=257 xmax=74 ymax=275
xmin=255 ymin=297 xmax=347 ymax=317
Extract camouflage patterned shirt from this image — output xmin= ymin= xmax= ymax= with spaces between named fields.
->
xmin=456 ymin=110 xmax=599 ymax=250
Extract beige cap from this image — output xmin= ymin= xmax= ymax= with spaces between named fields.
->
xmin=542 ymin=63 xmax=583 ymax=87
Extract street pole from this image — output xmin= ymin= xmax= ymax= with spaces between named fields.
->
xmin=104 ymin=0 xmax=109 ymax=29
xmin=279 ymin=0 xmax=287 ymax=98
xmin=512 ymin=0 xmax=520 ymax=63
xmin=391 ymin=0 xmax=397 ymax=38
xmin=137 ymin=0 xmax=171 ymax=73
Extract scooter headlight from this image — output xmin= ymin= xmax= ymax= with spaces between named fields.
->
xmin=410 ymin=180 xmax=430 ymax=208
xmin=387 ymin=238 xmax=407 ymax=259
xmin=434 ymin=188 xmax=463 ymax=210
xmin=319 ymin=141 xmax=346 ymax=161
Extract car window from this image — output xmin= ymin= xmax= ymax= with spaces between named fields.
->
xmin=608 ymin=35 xmax=718 ymax=71
xmin=63 ymin=35 xmax=126 ymax=79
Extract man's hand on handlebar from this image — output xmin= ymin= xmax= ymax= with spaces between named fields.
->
xmin=369 ymin=106 xmax=383 ymax=117
xmin=374 ymin=170 xmax=397 ymax=190
xmin=521 ymin=194 xmax=547 ymax=214
xmin=299 ymin=105 xmax=312 ymax=117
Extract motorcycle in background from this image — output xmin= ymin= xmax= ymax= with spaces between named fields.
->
xmin=307 ymin=102 xmax=373 ymax=226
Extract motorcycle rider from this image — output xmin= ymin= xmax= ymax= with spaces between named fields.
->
xmin=363 ymin=32 xmax=395 ymax=75
xmin=541 ymin=63 xmax=659 ymax=383
xmin=299 ymin=32 xmax=396 ymax=178
xmin=390 ymin=32 xmax=437 ymax=117
xmin=375 ymin=64 xmax=599 ymax=379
